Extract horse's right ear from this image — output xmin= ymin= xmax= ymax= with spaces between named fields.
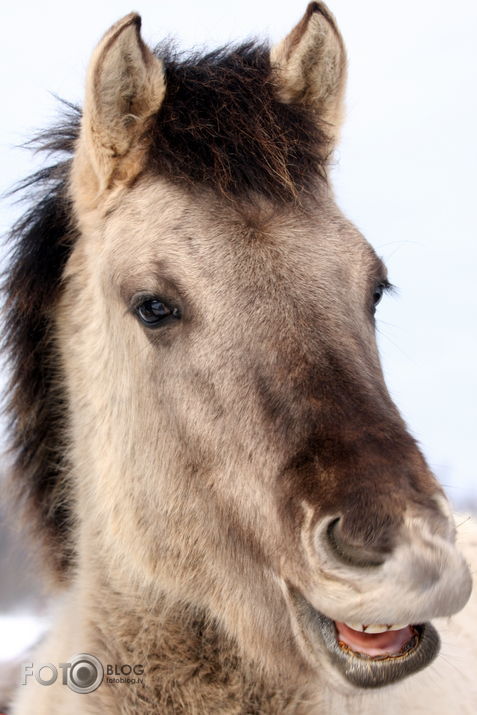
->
xmin=72 ymin=13 xmax=165 ymax=209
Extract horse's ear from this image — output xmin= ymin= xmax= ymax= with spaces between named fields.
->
xmin=270 ymin=2 xmax=346 ymax=150
xmin=73 ymin=13 xmax=165 ymax=206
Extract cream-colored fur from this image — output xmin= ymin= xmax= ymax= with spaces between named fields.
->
xmin=8 ymin=4 xmax=475 ymax=713
xmin=11 ymin=518 xmax=477 ymax=714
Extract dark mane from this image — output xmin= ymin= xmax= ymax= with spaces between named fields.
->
xmin=2 ymin=42 xmax=328 ymax=581
xmin=2 ymin=102 xmax=81 ymax=581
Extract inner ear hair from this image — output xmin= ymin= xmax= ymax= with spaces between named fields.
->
xmin=73 ymin=13 xmax=166 ymax=204
xmin=270 ymin=2 xmax=347 ymax=149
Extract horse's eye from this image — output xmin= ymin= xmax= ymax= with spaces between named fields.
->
xmin=373 ymin=283 xmax=385 ymax=308
xmin=136 ymin=299 xmax=181 ymax=327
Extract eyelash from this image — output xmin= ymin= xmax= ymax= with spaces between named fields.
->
xmin=373 ymin=280 xmax=394 ymax=310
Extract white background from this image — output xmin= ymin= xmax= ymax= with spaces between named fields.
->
xmin=0 ymin=0 xmax=476 ymax=507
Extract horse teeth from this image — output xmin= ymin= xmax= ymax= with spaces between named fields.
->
xmin=387 ymin=623 xmax=408 ymax=632
xmin=364 ymin=624 xmax=392 ymax=634
xmin=344 ymin=622 xmax=366 ymax=632
xmin=343 ymin=622 xmax=408 ymax=634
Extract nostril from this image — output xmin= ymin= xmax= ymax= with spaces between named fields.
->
xmin=325 ymin=517 xmax=386 ymax=568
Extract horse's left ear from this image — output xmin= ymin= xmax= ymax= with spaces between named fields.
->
xmin=271 ymin=2 xmax=347 ymax=150
xmin=72 ymin=13 xmax=165 ymax=208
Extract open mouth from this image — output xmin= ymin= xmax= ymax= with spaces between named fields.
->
xmin=290 ymin=590 xmax=440 ymax=688
xmin=335 ymin=621 xmax=419 ymax=659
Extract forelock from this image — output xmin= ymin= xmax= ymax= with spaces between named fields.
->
xmin=148 ymin=41 xmax=330 ymax=202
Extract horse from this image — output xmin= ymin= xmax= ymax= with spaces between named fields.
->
xmin=4 ymin=3 xmax=475 ymax=713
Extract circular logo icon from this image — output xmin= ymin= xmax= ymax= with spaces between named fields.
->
xmin=67 ymin=653 xmax=104 ymax=694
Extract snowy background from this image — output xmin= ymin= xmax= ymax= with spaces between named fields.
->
xmin=0 ymin=0 xmax=476 ymax=672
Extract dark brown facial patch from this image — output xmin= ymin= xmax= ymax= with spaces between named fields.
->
xmin=255 ymin=340 xmax=439 ymax=557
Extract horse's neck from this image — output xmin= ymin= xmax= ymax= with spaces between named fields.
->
xmin=78 ymin=570 xmax=313 ymax=714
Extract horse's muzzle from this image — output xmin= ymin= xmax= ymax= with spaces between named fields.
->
xmin=287 ymin=501 xmax=472 ymax=688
